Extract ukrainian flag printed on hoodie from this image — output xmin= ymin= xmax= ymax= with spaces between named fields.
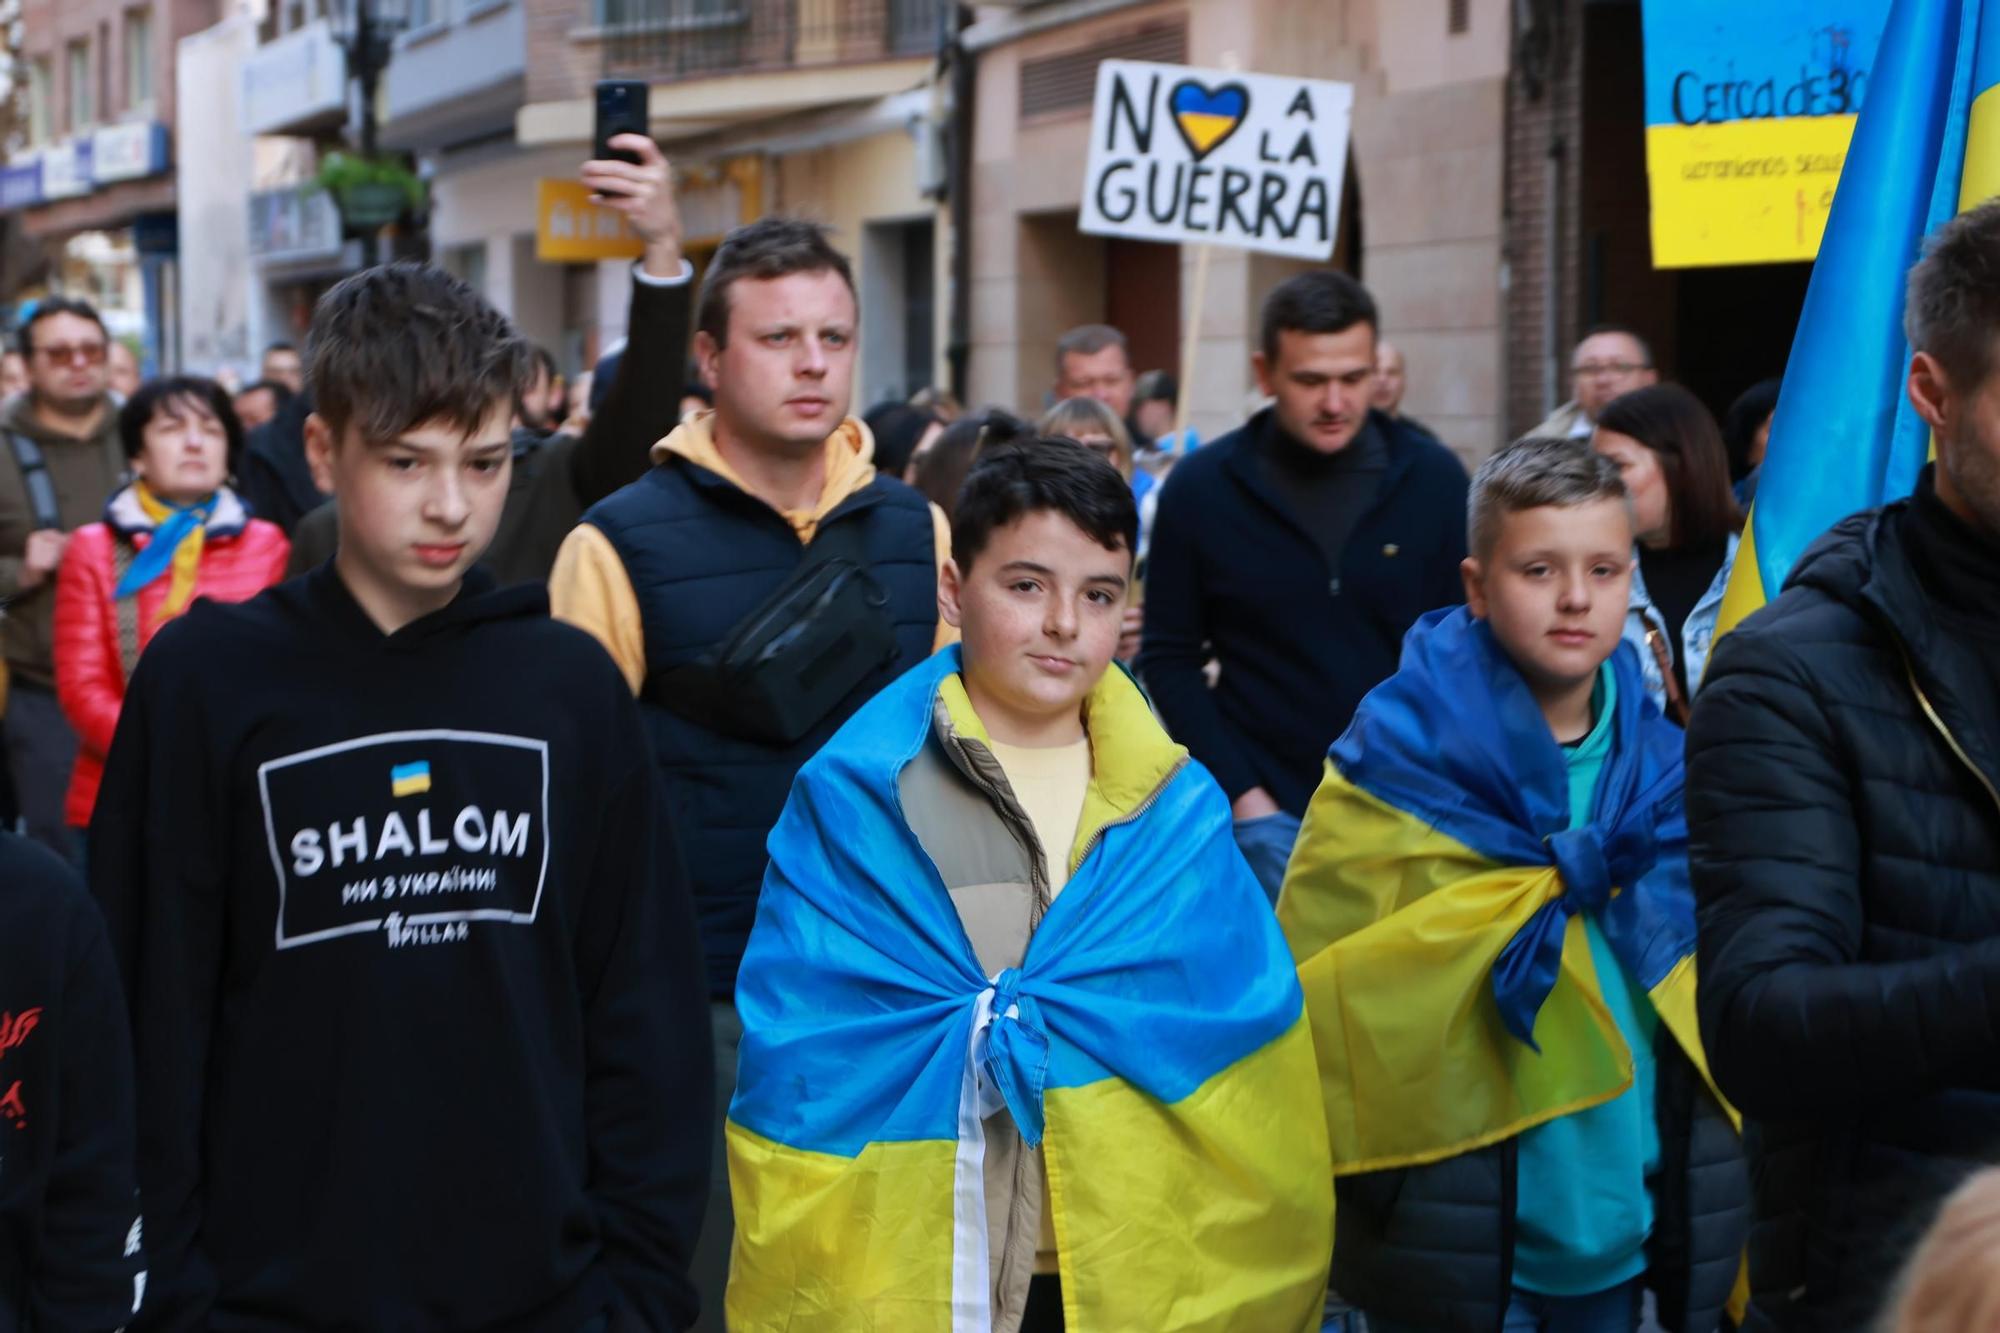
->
xmin=1277 ymin=608 xmax=1729 ymax=1176
xmin=726 ymin=648 xmax=1333 ymax=1332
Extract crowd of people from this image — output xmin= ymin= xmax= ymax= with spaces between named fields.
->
xmin=3 ymin=130 xmax=2000 ymax=1333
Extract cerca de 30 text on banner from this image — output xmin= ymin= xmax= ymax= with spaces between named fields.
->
xmin=1078 ymin=61 xmax=1353 ymax=261
xmin=1641 ymin=0 xmax=1888 ymax=267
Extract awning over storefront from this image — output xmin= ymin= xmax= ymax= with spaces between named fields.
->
xmin=515 ymin=56 xmax=930 ymax=146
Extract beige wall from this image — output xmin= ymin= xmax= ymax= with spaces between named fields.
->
xmin=1378 ymin=0 xmax=1509 ymax=95
xmin=430 ymin=146 xmax=582 ymax=250
xmin=1360 ymin=0 xmax=1510 ymax=464
xmin=774 ymin=127 xmax=928 ymax=243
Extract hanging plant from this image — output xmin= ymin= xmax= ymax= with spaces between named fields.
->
xmin=310 ymin=152 xmax=427 ymax=228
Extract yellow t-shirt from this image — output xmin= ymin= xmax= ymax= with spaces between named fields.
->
xmin=987 ymin=735 xmax=1093 ymax=1274
xmin=987 ymin=736 xmax=1092 ymax=896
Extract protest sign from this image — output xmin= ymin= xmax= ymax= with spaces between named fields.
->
xmin=1641 ymin=0 xmax=1890 ymax=267
xmin=1078 ymin=61 xmax=1354 ymax=261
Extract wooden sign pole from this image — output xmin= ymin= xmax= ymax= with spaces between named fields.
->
xmin=1172 ymin=240 xmax=1213 ymax=451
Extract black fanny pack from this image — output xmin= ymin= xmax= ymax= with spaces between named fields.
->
xmin=648 ymin=514 xmax=900 ymax=747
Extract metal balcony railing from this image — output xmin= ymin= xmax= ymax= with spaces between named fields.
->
xmin=598 ymin=0 xmax=942 ymax=82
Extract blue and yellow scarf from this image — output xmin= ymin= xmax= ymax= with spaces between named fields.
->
xmin=727 ymin=648 xmax=1332 ymax=1332
xmin=114 ymin=482 xmax=217 ymax=622
xmin=1278 ymin=606 xmax=1728 ymax=1175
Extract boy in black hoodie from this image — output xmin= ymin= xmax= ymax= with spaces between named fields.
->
xmin=0 ymin=829 xmax=143 ymax=1332
xmin=89 ymin=263 xmax=712 ymax=1332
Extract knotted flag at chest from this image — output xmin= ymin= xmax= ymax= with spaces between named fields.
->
xmin=1277 ymin=608 xmax=1725 ymax=1175
xmin=726 ymin=648 xmax=1332 ymax=1332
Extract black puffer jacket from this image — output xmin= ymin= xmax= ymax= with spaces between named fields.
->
xmin=1688 ymin=478 xmax=2000 ymax=1331
xmin=1334 ymin=1038 xmax=1746 ymax=1333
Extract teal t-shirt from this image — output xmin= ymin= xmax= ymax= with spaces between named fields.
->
xmin=1512 ymin=665 xmax=1662 ymax=1296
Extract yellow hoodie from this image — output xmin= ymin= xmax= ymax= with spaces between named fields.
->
xmin=549 ymin=412 xmax=954 ymax=696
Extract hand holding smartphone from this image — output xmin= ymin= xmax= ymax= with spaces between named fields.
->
xmin=593 ymin=80 xmax=650 ymax=165
xmin=581 ymin=82 xmax=683 ymax=275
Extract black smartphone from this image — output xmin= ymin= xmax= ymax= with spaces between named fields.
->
xmin=594 ymin=80 xmax=650 ymax=165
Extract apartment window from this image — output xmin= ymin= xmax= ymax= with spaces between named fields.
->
xmin=596 ymin=0 xmax=739 ymax=31
xmin=405 ymin=0 xmax=434 ymax=30
xmin=125 ymin=8 xmax=154 ymax=109
xmin=27 ymin=58 xmax=50 ymax=144
xmin=1448 ymin=0 xmax=1469 ymax=35
xmin=65 ymin=39 xmax=91 ymax=131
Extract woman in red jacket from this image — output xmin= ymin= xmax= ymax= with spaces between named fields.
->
xmin=54 ymin=376 xmax=290 ymax=831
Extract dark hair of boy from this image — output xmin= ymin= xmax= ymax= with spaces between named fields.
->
xmin=679 ymin=382 xmax=714 ymax=406
xmin=19 ymin=296 xmax=107 ymax=357
xmin=694 ymin=218 xmax=856 ymax=348
xmin=265 ymin=340 xmax=296 ymax=354
xmin=1468 ymin=435 xmax=1630 ymax=558
xmin=1722 ymin=377 xmax=1783 ymax=480
xmin=1259 ymin=270 xmax=1378 ymax=364
xmin=306 ymin=261 xmax=529 ymax=447
xmin=1593 ymin=383 xmax=1744 ymax=547
xmin=951 ymin=413 xmax=1139 ymax=571
xmin=120 ymin=375 xmax=247 ymax=469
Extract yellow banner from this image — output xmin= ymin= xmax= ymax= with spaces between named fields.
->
xmin=535 ymin=179 xmax=645 ymax=263
xmin=1645 ymin=116 xmax=1857 ymax=268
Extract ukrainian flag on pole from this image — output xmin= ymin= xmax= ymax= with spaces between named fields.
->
xmin=1718 ymin=0 xmax=2000 ymax=634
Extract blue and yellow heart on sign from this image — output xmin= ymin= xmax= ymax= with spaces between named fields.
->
xmin=1170 ymin=80 xmax=1252 ymax=161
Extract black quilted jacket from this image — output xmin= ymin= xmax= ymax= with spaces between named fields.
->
xmin=1332 ymin=1037 xmax=1747 ymax=1333
xmin=1689 ymin=479 xmax=2000 ymax=1330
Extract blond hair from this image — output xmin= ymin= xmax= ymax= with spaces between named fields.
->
xmin=1883 ymin=1168 xmax=2000 ymax=1333
xmin=1039 ymin=397 xmax=1133 ymax=480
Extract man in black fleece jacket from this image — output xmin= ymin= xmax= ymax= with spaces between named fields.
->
xmin=271 ymin=134 xmax=692 ymax=579
xmin=0 ymin=829 xmax=143 ymax=1333
xmin=90 ymin=261 xmax=711 ymax=1331
xmin=1137 ymin=271 xmax=1468 ymax=899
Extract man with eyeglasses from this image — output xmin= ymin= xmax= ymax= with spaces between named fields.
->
xmin=0 ymin=297 xmax=124 ymax=860
xmin=1534 ymin=325 xmax=1660 ymax=440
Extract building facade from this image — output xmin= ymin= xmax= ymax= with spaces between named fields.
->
xmin=153 ymin=0 xmax=1815 ymax=450
xmin=961 ymin=0 xmax=1509 ymax=463
xmin=511 ymin=0 xmax=945 ymax=402
xmin=10 ymin=0 xmax=215 ymax=369
xmin=228 ymin=5 xmax=361 ymax=375
xmin=1500 ymin=0 xmax=1811 ymax=441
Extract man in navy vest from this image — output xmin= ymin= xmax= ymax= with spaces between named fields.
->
xmin=551 ymin=216 xmax=949 ymax=1329
xmin=1137 ymin=271 xmax=1469 ymax=905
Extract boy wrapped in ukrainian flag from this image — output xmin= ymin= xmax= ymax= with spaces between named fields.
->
xmin=723 ymin=420 xmax=1332 ymax=1332
xmin=1279 ymin=437 xmax=1747 ymax=1333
